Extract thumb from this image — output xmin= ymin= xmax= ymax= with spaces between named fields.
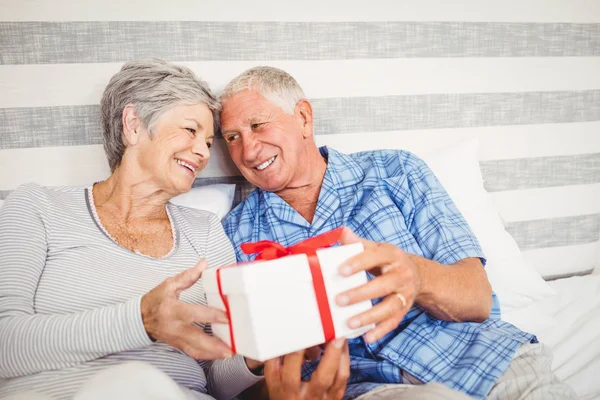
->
xmin=173 ymin=259 xmax=208 ymax=295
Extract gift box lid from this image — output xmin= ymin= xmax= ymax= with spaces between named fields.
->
xmin=210 ymin=253 xmax=314 ymax=295
xmin=203 ymin=243 xmax=364 ymax=296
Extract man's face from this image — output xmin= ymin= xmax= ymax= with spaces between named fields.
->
xmin=220 ymin=90 xmax=308 ymax=193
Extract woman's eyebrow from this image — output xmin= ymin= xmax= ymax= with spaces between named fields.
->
xmin=184 ymin=118 xmax=202 ymax=129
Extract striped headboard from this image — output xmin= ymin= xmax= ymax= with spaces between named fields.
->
xmin=1 ymin=1 xmax=599 ymax=280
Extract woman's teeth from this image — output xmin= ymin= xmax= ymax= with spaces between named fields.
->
xmin=175 ymin=159 xmax=196 ymax=173
xmin=256 ymin=156 xmax=276 ymax=171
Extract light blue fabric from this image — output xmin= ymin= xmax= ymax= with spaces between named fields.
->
xmin=223 ymin=146 xmax=536 ymax=399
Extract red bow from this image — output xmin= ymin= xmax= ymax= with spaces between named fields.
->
xmin=217 ymin=228 xmax=344 ymax=353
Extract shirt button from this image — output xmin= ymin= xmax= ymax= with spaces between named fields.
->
xmin=389 ymin=353 xmax=399 ymax=361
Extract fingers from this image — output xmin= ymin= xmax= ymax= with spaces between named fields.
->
xmin=281 ymin=350 xmax=305 ymax=393
xmin=329 ymin=341 xmax=350 ymax=399
xmin=346 ymin=293 xmax=409 ymax=330
xmin=336 ymin=272 xmax=405 ymax=307
xmin=264 ymin=357 xmax=283 ymax=396
xmin=178 ymin=303 xmax=229 ymax=324
xmin=338 ymin=243 xmax=405 ymax=278
xmin=306 ymin=339 xmax=346 ymax=398
xmin=365 ymin=314 xmax=405 ymax=343
xmin=173 ymin=259 xmax=208 ymax=294
xmin=179 ymin=325 xmax=233 ymax=360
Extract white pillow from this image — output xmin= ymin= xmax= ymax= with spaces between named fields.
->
xmin=418 ymin=139 xmax=556 ymax=314
xmin=169 ymin=184 xmax=235 ymax=220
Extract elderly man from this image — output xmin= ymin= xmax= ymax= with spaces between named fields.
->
xmin=220 ymin=67 xmax=576 ymax=400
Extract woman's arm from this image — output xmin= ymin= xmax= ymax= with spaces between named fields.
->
xmin=0 ymin=185 xmax=152 ymax=378
xmin=202 ymin=356 xmax=264 ymax=400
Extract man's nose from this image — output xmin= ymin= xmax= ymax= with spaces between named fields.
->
xmin=242 ymin=134 xmax=261 ymax=163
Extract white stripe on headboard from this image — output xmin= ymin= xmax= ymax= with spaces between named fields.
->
xmin=1 ymin=0 xmax=599 ymax=22
xmin=2 ymin=58 xmax=600 ymax=108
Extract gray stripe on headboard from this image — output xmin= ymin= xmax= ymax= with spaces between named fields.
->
xmin=2 ymin=90 xmax=600 ymax=148
xmin=505 ymin=213 xmax=600 ymax=250
xmin=543 ymin=268 xmax=595 ymax=281
xmin=1 ymin=22 xmax=599 ymax=64
xmin=0 ymin=105 xmax=101 ymax=149
xmin=481 ymin=153 xmax=600 ymax=192
xmin=312 ymin=92 xmax=600 ymax=134
xmin=0 ymin=190 xmax=10 ymax=200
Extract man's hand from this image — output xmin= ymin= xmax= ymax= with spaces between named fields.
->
xmin=335 ymin=228 xmax=421 ymax=343
xmin=264 ymin=339 xmax=349 ymax=400
xmin=141 ymin=259 xmax=233 ymax=360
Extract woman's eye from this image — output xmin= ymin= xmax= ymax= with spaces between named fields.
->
xmin=206 ymin=142 xmax=212 ymax=149
xmin=186 ymin=128 xmax=196 ymax=135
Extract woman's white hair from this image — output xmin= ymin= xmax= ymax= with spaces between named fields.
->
xmin=219 ymin=66 xmax=306 ymax=115
xmin=100 ymin=58 xmax=220 ymax=172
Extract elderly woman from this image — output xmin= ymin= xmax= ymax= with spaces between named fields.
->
xmin=0 ymin=59 xmax=267 ymax=400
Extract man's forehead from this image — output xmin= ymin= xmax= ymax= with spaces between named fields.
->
xmin=222 ymin=97 xmax=276 ymax=125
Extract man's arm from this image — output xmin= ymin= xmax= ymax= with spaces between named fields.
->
xmin=335 ymin=229 xmax=493 ymax=343
xmin=410 ymin=255 xmax=492 ymax=322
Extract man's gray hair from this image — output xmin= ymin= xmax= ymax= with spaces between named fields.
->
xmin=100 ymin=58 xmax=220 ymax=172
xmin=219 ymin=66 xmax=306 ymax=115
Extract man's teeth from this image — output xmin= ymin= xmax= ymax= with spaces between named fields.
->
xmin=255 ymin=156 xmax=276 ymax=171
xmin=176 ymin=159 xmax=196 ymax=172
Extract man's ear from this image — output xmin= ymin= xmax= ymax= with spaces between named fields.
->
xmin=122 ymin=104 xmax=141 ymax=146
xmin=296 ymin=99 xmax=314 ymax=139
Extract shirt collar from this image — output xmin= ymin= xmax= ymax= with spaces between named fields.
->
xmin=257 ymin=146 xmax=365 ymax=219
xmin=319 ymin=146 xmax=365 ymax=190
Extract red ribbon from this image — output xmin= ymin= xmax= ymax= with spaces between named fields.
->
xmin=216 ymin=228 xmax=344 ymax=353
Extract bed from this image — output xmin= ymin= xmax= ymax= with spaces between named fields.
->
xmin=1 ymin=0 xmax=599 ymax=398
xmin=504 ymin=274 xmax=600 ymax=400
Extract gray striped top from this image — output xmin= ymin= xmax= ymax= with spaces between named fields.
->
xmin=0 ymin=183 xmax=262 ymax=399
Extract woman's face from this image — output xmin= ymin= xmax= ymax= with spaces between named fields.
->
xmin=135 ymin=103 xmax=214 ymax=195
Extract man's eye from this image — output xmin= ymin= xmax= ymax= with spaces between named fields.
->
xmin=186 ymin=128 xmax=196 ymax=135
xmin=225 ymin=134 xmax=239 ymax=143
xmin=251 ymin=123 xmax=263 ymax=130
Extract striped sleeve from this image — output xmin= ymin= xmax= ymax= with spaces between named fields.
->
xmin=0 ymin=184 xmax=152 ymax=378
xmin=203 ymin=356 xmax=263 ymax=400
xmin=205 ymin=213 xmax=236 ymax=269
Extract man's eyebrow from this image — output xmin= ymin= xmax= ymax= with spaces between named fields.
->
xmin=220 ymin=113 xmax=272 ymax=135
xmin=250 ymin=113 xmax=274 ymax=123
xmin=220 ymin=128 xmax=238 ymax=136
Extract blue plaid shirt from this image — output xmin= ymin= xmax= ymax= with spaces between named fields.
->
xmin=223 ymin=147 xmax=536 ymax=399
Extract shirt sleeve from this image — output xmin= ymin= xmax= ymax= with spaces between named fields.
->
xmin=205 ymin=213 xmax=236 ymax=269
xmin=398 ymin=153 xmax=486 ymax=266
xmin=0 ymin=184 xmax=152 ymax=379
xmin=202 ymin=355 xmax=263 ymax=400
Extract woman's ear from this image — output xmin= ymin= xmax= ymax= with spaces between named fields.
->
xmin=122 ymin=104 xmax=141 ymax=146
xmin=296 ymin=99 xmax=314 ymax=139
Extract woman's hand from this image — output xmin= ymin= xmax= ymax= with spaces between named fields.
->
xmin=141 ymin=259 xmax=233 ymax=360
xmin=264 ymin=339 xmax=349 ymax=400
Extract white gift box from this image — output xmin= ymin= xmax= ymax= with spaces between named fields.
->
xmin=202 ymin=242 xmax=374 ymax=361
